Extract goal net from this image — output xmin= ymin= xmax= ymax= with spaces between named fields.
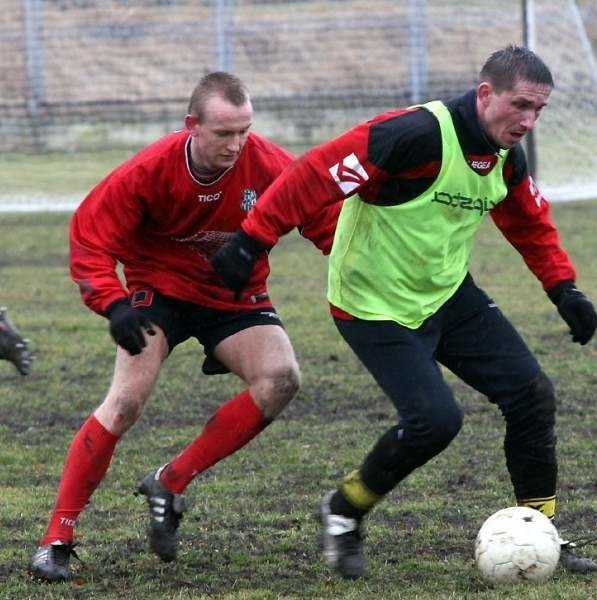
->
xmin=1 ymin=0 xmax=596 ymax=201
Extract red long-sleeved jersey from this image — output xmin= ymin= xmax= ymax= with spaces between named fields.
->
xmin=242 ymin=90 xmax=575 ymax=294
xmin=70 ymin=130 xmax=337 ymax=315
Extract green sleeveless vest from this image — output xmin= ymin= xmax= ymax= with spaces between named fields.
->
xmin=327 ymin=100 xmax=509 ymax=328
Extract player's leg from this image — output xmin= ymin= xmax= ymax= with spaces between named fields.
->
xmin=157 ymin=317 xmax=299 ymax=492
xmin=210 ymin=320 xmax=300 ymax=418
xmin=140 ymin=310 xmax=300 ymax=561
xmin=436 ymin=277 xmax=596 ymax=572
xmin=321 ymin=316 xmax=463 ymax=579
xmin=30 ymin=326 xmax=169 ymax=582
xmin=435 ymin=278 xmax=556 ymax=518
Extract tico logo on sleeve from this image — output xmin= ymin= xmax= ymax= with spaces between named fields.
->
xmin=329 ymin=152 xmax=369 ymax=194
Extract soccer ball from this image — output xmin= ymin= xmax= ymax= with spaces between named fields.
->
xmin=474 ymin=506 xmax=561 ymax=584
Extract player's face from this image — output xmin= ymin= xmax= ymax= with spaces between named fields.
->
xmin=477 ymin=78 xmax=551 ymax=149
xmin=186 ymin=94 xmax=253 ymax=172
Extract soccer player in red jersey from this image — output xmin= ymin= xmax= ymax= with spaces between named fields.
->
xmin=30 ymin=72 xmax=339 ymax=582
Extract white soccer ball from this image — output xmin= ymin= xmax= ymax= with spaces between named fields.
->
xmin=474 ymin=506 xmax=561 ymax=584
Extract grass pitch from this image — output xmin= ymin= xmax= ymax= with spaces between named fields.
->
xmin=0 ymin=201 xmax=595 ymax=599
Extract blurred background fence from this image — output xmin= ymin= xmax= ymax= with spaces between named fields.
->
xmin=2 ymin=0 xmax=596 ymax=200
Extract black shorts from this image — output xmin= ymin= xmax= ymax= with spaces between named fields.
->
xmin=129 ymin=288 xmax=284 ymax=375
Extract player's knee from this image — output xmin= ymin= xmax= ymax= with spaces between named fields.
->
xmin=504 ymin=373 xmax=557 ymax=454
xmin=426 ymin=405 xmax=463 ymax=450
xmin=369 ymin=404 xmax=463 ymax=479
xmin=530 ymin=373 xmax=556 ymax=424
xmin=526 ymin=373 xmax=557 ymax=448
xmin=252 ymin=361 xmax=301 ymax=419
xmin=100 ymin=391 xmax=146 ymax=434
xmin=270 ymin=361 xmax=301 ymax=404
xmin=403 ymin=403 xmax=463 ymax=456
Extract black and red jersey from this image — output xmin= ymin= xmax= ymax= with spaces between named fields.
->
xmin=243 ymin=89 xmax=575 ymax=293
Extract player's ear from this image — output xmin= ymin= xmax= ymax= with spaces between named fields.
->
xmin=184 ymin=114 xmax=200 ymax=135
xmin=477 ymin=81 xmax=493 ymax=106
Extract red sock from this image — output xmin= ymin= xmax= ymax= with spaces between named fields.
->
xmin=159 ymin=390 xmax=267 ymax=494
xmin=41 ymin=415 xmax=119 ymax=545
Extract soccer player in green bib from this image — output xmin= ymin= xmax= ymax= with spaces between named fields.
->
xmin=212 ymin=45 xmax=597 ymax=579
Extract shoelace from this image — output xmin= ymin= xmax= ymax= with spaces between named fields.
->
xmin=339 ymin=529 xmax=363 ymax=548
xmin=562 ymin=535 xmax=597 ymax=549
xmin=48 ymin=543 xmax=81 ymax=567
xmin=559 ymin=537 xmax=597 ymax=573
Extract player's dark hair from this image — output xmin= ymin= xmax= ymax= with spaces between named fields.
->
xmin=188 ymin=72 xmax=250 ymax=121
xmin=479 ymin=44 xmax=554 ymax=92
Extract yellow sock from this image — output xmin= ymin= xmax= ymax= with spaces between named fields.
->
xmin=341 ymin=469 xmax=383 ymax=511
xmin=517 ymin=495 xmax=556 ymax=520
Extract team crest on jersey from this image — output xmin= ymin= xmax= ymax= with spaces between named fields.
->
xmin=241 ymin=188 xmax=258 ymax=211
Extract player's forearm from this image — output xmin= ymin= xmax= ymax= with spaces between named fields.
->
xmin=492 ymin=179 xmax=576 ymax=290
xmin=70 ymin=242 xmax=127 ymax=315
xmin=494 ymin=216 xmax=576 ymax=290
xmin=509 ymin=235 xmax=576 ymax=291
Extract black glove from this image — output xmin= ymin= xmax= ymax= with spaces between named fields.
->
xmin=105 ymin=299 xmax=156 ymax=355
xmin=211 ymin=229 xmax=265 ymax=299
xmin=547 ymin=281 xmax=597 ymax=345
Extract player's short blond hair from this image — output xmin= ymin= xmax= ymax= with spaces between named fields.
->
xmin=188 ymin=72 xmax=250 ymax=122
